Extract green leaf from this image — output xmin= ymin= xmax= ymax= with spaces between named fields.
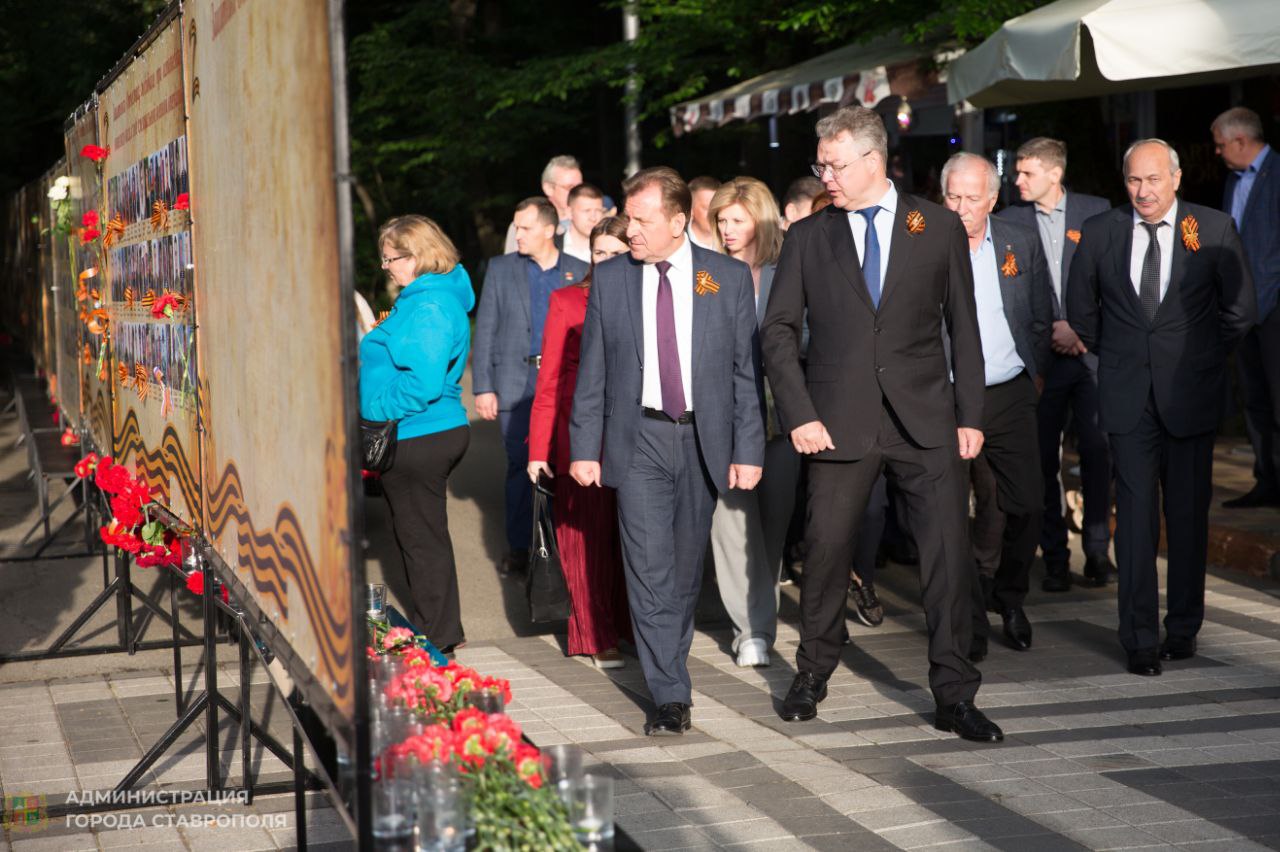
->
xmin=140 ymin=520 xmax=165 ymax=545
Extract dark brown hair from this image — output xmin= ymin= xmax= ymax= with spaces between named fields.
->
xmin=622 ymin=166 xmax=692 ymax=220
xmin=515 ymin=196 xmax=558 ymax=227
xmin=579 ymin=215 xmax=630 ymax=289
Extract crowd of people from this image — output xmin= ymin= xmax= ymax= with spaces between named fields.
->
xmin=358 ymin=103 xmax=1277 ymax=742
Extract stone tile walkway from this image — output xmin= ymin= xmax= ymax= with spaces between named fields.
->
xmin=457 ymin=564 xmax=1280 ymax=851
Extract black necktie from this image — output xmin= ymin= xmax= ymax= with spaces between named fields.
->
xmin=1139 ymin=221 xmax=1162 ymax=323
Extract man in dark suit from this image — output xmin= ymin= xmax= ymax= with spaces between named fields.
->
xmin=1067 ymin=139 xmax=1255 ymax=676
xmin=942 ymin=153 xmax=1054 ymax=656
xmin=1213 ymin=107 xmax=1280 ymax=508
xmin=998 ymin=138 xmax=1115 ymax=591
xmin=474 ymin=198 xmax=588 ymax=574
xmin=569 ymin=167 xmax=764 ymax=735
xmin=762 ymin=106 xmax=1002 ymax=742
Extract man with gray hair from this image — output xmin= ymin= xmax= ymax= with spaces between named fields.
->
xmin=763 ymin=105 xmax=1003 ymax=742
xmin=503 ymin=155 xmax=584 ymax=253
xmin=942 ymin=152 xmax=1054 ymax=658
xmin=1067 ymin=139 xmax=1255 ymax=676
xmin=1212 ymin=107 xmax=1280 ymax=508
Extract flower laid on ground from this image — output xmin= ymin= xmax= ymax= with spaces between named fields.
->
xmin=382 ymin=626 xmax=415 ymax=651
xmin=80 ymin=144 xmax=109 ymax=163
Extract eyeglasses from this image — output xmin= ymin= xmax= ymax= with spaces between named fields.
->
xmin=380 ymin=254 xmax=411 ymax=268
xmin=810 ymin=149 xmax=873 ymax=179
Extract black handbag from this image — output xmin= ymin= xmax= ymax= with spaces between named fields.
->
xmin=360 ymin=418 xmax=398 ymax=473
xmin=527 ymin=481 xmax=571 ymax=623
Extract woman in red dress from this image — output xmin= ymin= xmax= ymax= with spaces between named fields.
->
xmin=527 ymin=217 xmax=633 ymax=667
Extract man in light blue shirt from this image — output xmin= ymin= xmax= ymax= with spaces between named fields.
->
xmin=942 ymin=153 xmax=1054 ymax=657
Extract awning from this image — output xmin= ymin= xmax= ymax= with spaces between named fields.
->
xmin=670 ymin=35 xmax=958 ymax=137
xmin=947 ymin=0 xmax=1280 ymax=108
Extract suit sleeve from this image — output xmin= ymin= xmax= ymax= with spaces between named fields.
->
xmin=730 ymin=267 xmax=766 ymax=467
xmin=363 ymin=303 xmax=452 ymax=421
xmin=1215 ymin=216 xmax=1257 ymax=350
xmin=760 ymin=224 xmax=817 ymax=431
xmin=1027 ymin=232 xmax=1055 ymax=378
xmin=528 ymin=293 xmax=569 ymax=464
xmin=471 ymin=261 xmax=500 ymax=396
xmin=943 ymin=216 xmax=984 ymax=429
xmin=569 ymin=278 xmax=606 ymax=464
xmin=1065 ymin=222 xmax=1102 ymax=350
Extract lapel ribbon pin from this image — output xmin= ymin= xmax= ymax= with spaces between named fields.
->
xmin=695 ymin=270 xmax=720 ymax=296
xmin=905 ymin=210 xmax=926 ymax=235
xmin=1001 ymin=249 xmax=1019 ymax=277
xmin=1180 ymin=215 xmax=1200 ymax=252
xmin=1066 ymin=228 xmax=1082 ymax=244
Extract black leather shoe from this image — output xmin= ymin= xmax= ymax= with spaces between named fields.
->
xmin=645 ymin=702 xmax=691 ymax=736
xmin=1159 ymin=635 xmax=1197 ymax=661
xmin=935 ymin=701 xmax=1003 ymax=742
xmin=1001 ymin=607 xmax=1032 ymax=651
xmin=1127 ymin=648 xmax=1162 ymax=676
xmin=1083 ymin=554 xmax=1117 ymax=587
xmin=968 ymin=637 xmax=988 ymax=663
xmin=780 ymin=672 xmax=828 ymax=722
xmin=1222 ymin=487 xmax=1280 ymax=509
xmin=499 ymin=549 xmax=529 ymax=578
xmin=1041 ymin=565 xmax=1072 ymax=592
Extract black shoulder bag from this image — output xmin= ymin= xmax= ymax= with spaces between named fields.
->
xmin=360 ymin=418 xmax=398 ymax=473
xmin=527 ymin=481 xmax=571 ymax=622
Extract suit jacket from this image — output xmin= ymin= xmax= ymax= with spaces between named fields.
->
xmin=528 ymin=285 xmax=588 ymax=472
xmin=472 ymin=251 xmax=588 ymax=408
xmin=997 ymin=191 xmax=1111 ymax=319
xmin=1222 ymin=147 xmax=1280 ymax=320
xmin=761 ymin=194 xmax=985 ymax=461
xmin=986 ymin=217 xmax=1055 ymax=383
xmin=569 ymin=244 xmax=766 ymax=492
xmin=1065 ymin=201 xmax=1256 ymax=437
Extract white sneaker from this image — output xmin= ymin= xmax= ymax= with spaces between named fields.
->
xmin=735 ymin=638 xmax=770 ymax=667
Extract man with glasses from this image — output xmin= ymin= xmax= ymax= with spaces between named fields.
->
xmin=762 ymin=105 xmax=1002 ymax=742
xmin=475 ymin=197 xmax=589 ymax=576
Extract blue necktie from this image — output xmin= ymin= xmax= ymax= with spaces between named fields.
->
xmin=858 ymin=206 xmax=881 ymax=308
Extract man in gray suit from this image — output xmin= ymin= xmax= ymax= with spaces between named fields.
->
xmin=570 ymin=167 xmax=765 ymax=735
xmin=942 ymin=153 xmax=1053 ymax=654
xmin=474 ymin=198 xmax=588 ymax=573
xmin=998 ymin=138 xmax=1115 ymax=591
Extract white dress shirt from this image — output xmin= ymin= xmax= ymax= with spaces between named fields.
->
xmin=845 ymin=180 xmax=897 ymax=289
xmin=562 ymin=228 xmax=591 ymax=263
xmin=642 ymin=236 xmax=696 ymax=411
xmin=970 ymin=219 xmax=1026 ymax=386
xmin=1129 ymin=204 xmax=1177 ymax=302
xmin=686 ymin=225 xmax=715 ymax=251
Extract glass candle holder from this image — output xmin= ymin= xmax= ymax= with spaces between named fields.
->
xmin=566 ymin=773 xmax=614 ymax=844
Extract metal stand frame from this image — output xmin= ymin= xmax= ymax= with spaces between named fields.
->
xmin=0 ymin=488 xmax=202 ymax=663
xmin=46 ymin=552 xmax=328 ymax=848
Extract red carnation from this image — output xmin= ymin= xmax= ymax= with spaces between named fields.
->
xmin=80 ymin=227 xmax=101 ymax=245
xmin=80 ymin=144 xmax=109 ymax=163
xmin=151 ymin=292 xmax=182 ymax=319
xmin=173 ymin=193 xmax=190 ymax=211
xmin=82 ymin=210 xmax=99 ymax=228
xmin=74 ymin=452 xmax=99 ymax=479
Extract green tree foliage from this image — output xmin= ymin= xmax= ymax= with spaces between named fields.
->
xmin=0 ymin=0 xmax=169 ymax=194
xmin=346 ymin=0 xmax=1051 ymax=298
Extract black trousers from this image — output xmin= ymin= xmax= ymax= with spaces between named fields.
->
xmin=1038 ymin=353 xmax=1113 ymax=566
xmin=1110 ymin=393 xmax=1214 ymax=651
xmin=800 ymin=399 xmax=980 ymax=707
xmin=380 ymin=426 xmax=471 ymax=649
xmin=1238 ymin=307 xmax=1280 ymax=495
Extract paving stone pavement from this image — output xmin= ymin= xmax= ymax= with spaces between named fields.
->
xmin=455 ymin=565 xmax=1280 ymax=851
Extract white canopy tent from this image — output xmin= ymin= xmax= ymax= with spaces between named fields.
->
xmin=947 ymin=0 xmax=1280 ymax=107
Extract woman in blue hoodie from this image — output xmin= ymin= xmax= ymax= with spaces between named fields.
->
xmin=360 ymin=215 xmax=474 ymax=653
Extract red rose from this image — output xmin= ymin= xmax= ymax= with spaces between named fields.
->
xmin=82 ymin=210 xmax=99 ymax=228
xmin=173 ymin=193 xmax=190 ymax=211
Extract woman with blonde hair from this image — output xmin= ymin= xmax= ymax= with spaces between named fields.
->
xmin=705 ymin=177 xmax=797 ymax=667
xmin=359 ymin=214 xmax=474 ymax=653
